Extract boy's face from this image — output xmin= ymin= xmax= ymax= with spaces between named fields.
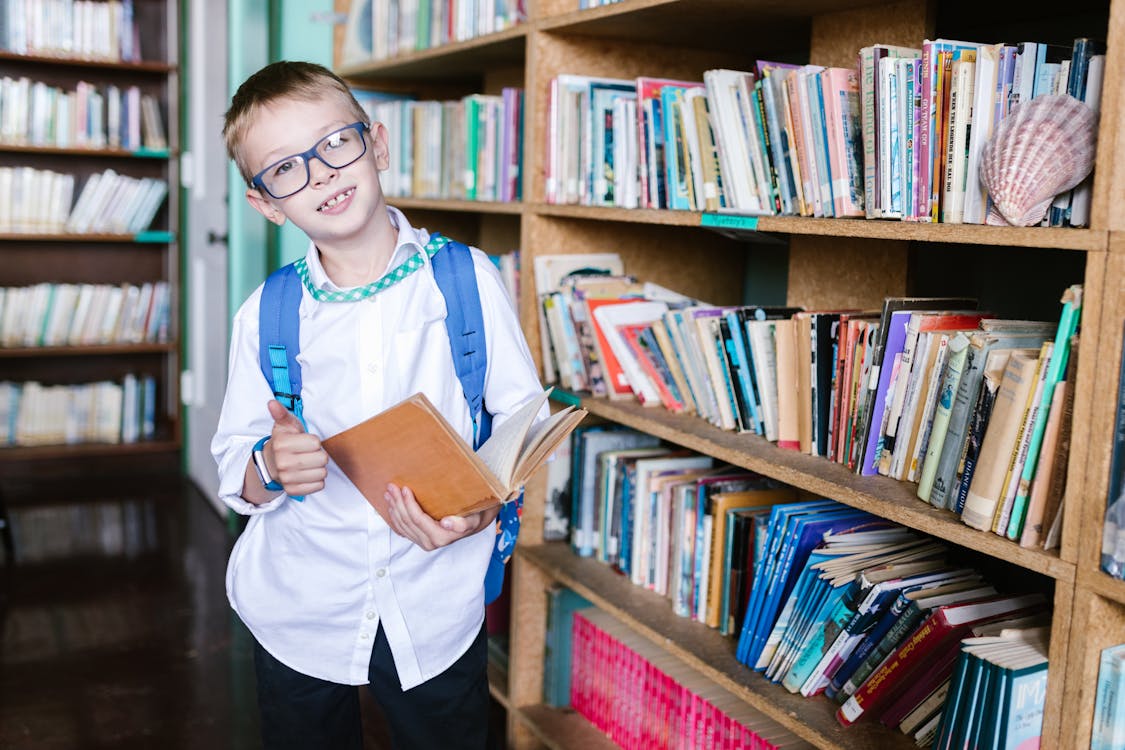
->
xmin=241 ymin=94 xmax=389 ymax=250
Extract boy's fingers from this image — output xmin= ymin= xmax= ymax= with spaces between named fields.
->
xmin=267 ymin=399 xmax=305 ymax=434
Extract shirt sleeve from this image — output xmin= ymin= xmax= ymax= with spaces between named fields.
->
xmin=472 ymin=249 xmax=549 ymax=429
xmin=210 ymin=287 xmax=290 ymax=516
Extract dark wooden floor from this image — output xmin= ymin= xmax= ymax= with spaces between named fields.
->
xmin=0 ymin=474 xmax=407 ymax=750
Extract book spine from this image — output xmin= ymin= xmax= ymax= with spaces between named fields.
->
xmin=1007 ymin=291 xmax=1082 ymax=538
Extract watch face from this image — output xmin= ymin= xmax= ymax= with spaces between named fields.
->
xmin=252 ymin=447 xmax=274 ymax=487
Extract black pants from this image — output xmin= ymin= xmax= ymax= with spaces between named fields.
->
xmin=253 ymin=624 xmax=490 ymax=750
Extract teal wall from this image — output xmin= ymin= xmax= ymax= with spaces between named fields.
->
xmin=226 ymin=0 xmax=335 ymax=317
xmin=273 ymin=0 xmax=335 ymax=266
xmin=227 ymin=0 xmax=271 ymax=318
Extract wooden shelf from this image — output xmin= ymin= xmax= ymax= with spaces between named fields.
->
xmin=511 ymin=705 xmax=620 ymax=750
xmin=0 ymin=232 xmax=174 ymax=243
xmin=390 ymin=196 xmax=524 ymax=215
xmin=0 ymin=144 xmax=172 ymax=159
xmin=0 ymin=50 xmax=174 ymax=73
xmin=562 ymin=392 xmax=1074 ymax=581
xmin=1078 ymin=566 xmax=1125 ymax=607
xmin=336 ymin=25 xmax=526 ymax=82
xmin=533 ymin=204 xmax=1108 ymax=251
xmin=0 ymin=343 xmax=175 ymax=358
xmin=520 ymin=543 xmax=912 ymax=750
xmin=0 ymin=439 xmax=179 ymax=462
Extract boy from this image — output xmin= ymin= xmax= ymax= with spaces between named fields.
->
xmin=211 ymin=61 xmax=545 ymax=749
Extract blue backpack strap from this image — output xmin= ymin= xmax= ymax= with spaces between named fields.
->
xmin=431 ymin=234 xmax=521 ymax=606
xmin=258 ymin=262 xmax=306 ymax=501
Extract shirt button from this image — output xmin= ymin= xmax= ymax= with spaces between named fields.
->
xmin=360 ymin=631 xmax=370 ymax=640
xmin=376 ymin=568 xmax=387 ymax=578
xmin=367 ymin=363 xmax=377 ymax=374
xmin=366 ymin=611 xmax=376 ymax=620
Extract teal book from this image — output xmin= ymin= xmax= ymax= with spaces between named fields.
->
xmin=934 ymin=646 xmax=973 ymax=749
xmin=998 ymin=656 xmax=1049 ymax=750
xmin=1091 ymin=644 xmax=1125 ymax=750
xmin=542 ymin=589 xmax=593 ymax=707
xmin=1006 ymin=285 xmax=1083 ymax=539
xmin=780 ymin=579 xmax=854 ymax=692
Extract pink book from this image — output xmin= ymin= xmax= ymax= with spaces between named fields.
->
xmin=820 ymin=67 xmax=865 ymax=217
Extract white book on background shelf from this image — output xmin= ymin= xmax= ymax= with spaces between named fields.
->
xmin=128 ymin=282 xmax=155 ymax=343
xmin=74 ymin=170 xmax=112 ymax=234
xmin=66 ymin=284 xmax=97 ymax=345
xmin=1 ymin=287 xmax=26 ymax=347
xmin=96 ymin=286 xmax=127 ymax=345
xmin=0 ymin=167 xmax=13 ymax=232
xmin=87 ymin=171 xmax=130 ymax=234
xmin=77 ymin=285 xmax=110 ymax=345
xmin=47 ymin=173 xmax=75 ymax=233
xmin=23 ymin=282 xmax=53 ymax=346
xmin=144 ymin=281 xmax=170 ymax=342
xmin=42 ymin=284 xmax=79 ymax=347
xmin=106 ymin=84 xmax=121 ymax=148
xmin=11 ymin=167 xmax=32 ymax=232
xmin=113 ymin=284 xmax=143 ymax=344
xmin=128 ymin=179 xmax=168 ymax=234
xmin=64 ymin=172 xmax=99 ymax=233
xmin=121 ymin=373 xmax=139 ymax=443
xmin=94 ymin=380 xmax=124 ymax=444
xmin=102 ymin=175 xmax=142 ymax=234
xmin=115 ymin=177 xmax=150 ymax=233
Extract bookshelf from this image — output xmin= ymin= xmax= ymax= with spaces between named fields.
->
xmin=334 ymin=0 xmax=1123 ymax=746
xmin=0 ymin=0 xmax=181 ymax=484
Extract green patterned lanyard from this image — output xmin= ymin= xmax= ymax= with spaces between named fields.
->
xmin=294 ymin=234 xmax=449 ymax=302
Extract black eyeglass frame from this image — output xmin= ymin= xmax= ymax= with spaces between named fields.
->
xmin=250 ymin=121 xmax=370 ymax=199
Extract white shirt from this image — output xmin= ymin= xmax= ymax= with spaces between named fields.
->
xmin=211 ymin=207 xmax=544 ymax=688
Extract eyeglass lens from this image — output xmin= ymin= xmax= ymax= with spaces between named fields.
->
xmin=262 ymin=125 xmax=367 ymax=198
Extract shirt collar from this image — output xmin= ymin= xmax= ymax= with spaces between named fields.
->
xmin=301 ymin=205 xmax=432 ymax=301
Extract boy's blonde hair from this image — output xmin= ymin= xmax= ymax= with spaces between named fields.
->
xmin=223 ymin=60 xmax=371 ymax=186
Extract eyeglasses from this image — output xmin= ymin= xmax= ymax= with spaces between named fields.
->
xmin=251 ymin=122 xmax=369 ymax=199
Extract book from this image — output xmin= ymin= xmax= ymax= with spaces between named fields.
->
xmin=323 ymin=389 xmax=587 ymax=523
xmin=961 ymin=351 xmax=1041 ymax=531
xmin=856 ymin=297 xmax=976 ymax=476
xmin=1006 ymin=285 xmax=1083 ymax=539
xmin=1092 ymin=643 xmax=1125 ymax=750
xmin=837 ymin=592 xmax=1044 ymax=725
xmin=704 ymin=487 xmax=797 ymax=628
xmin=929 ymin=323 xmax=1055 ymax=510
xmin=543 ymin=588 xmax=593 ymax=706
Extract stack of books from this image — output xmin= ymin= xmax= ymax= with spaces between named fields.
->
xmin=353 ymin=87 xmax=524 ymax=203
xmin=545 ymin=36 xmax=1104 ymax=226
xmin=537 ymin=252 xmax=1080 ymax=551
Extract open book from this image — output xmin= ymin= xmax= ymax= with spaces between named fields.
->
xmin=322 ymin=388 xmax=587 ymax=522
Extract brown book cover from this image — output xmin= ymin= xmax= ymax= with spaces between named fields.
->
xmin=323 ymin=389 xmax=586 ymax=523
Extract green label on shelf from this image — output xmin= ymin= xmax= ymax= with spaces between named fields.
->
xmin=701 ymin=213 xmax=760 ymax=231
xmin=549 ymin=388 xmax=582 ymax=407
xmin=133 ymin=147 xmax=171 ymax=159
xmin=135 ymin=230 xmax=175 ymax=243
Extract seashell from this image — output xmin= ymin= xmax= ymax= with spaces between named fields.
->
xmin=979 ymin=94 xmax=1098 ymax=227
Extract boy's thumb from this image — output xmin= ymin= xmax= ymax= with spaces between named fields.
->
xmin=267 ymin=399 xmax=304 ymax=433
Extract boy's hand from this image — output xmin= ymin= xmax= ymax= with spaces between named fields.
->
xmin=266 ymin=399 xmax=329 ymax=496
xmin=384 ymin=483 xmax=500 ymax=551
